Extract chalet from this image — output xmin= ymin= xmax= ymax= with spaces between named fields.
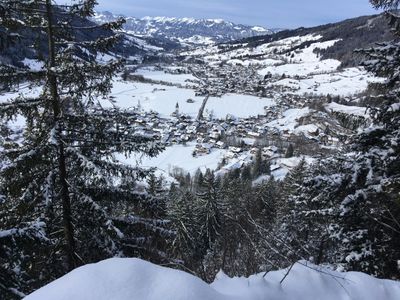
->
xmin=216 ymin=141 xmax=226 ymax=149
xmin=229 ymin=146 xmax=242 ymax=154
xmin=210 ymin=131 xmax=220 ymax=140
xmin=270 ymin=164 xmax=281 ymax=172
xmin=263 ymin=146 xmax=278 ymax=157
xmin=248 ymin=131 xmax=261 ymax=138
xmin=195 ymin=143 xmax=212 ymax=156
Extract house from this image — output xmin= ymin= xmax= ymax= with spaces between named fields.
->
xmin=216 ymin=141 xmax=226 ymax=149
xmin=194 ymin=143 xmax=212 ymax=156
xmin=229 ymin=146 xmax=242 ymax=154
xmin=248 ymin=131 xmax=261 ymax=138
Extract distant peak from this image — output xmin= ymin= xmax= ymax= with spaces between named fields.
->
xmin=92 ymin=11 xmax=273 ymax=45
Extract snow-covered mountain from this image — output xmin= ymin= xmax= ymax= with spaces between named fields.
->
xmin=92 ymin=11 xmax=274 ymax=45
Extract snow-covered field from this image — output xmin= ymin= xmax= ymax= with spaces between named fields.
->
xmin=118 ymin=142 xmax=225 ymax=176
xmin=134 ymin=67 xmax=198 ymax=85
xmin=258 ymin=39 xmax=342 ymax=77
xmin=268 ymin=68 xmax=381 ymax=96
xmin=106 ymin=80 xmax=275 ymax=119
xmin=326 ymin=102 xmax=369 ymax=117
xmin=259 ymin=59 xmax=341 ymax=77
xmin=25 ymin=258 xmax=400 ymax=300
xmin=266 ymin=107 xmax=311 ymax=132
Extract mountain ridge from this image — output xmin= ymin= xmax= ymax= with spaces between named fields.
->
xmin=92 ymin=11 xmax=275 ymax=45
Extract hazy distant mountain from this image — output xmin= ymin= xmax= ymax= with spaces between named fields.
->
xmin=92 ymin=11 xmax=274 ymax=45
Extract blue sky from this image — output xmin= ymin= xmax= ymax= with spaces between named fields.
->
xmin=94 ymin=0 xmax=378 ymax=28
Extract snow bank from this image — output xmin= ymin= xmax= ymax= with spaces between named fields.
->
xmin=25 ymin=258 xmax=229 ymax=300
xmin=25 ymin=259 xmax=400 ymax=300
xmin=213 ymin=261 xmax=400 ymax=300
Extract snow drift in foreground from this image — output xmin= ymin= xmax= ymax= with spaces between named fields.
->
xmin=25 ymin=258 xmax=400 ymax=300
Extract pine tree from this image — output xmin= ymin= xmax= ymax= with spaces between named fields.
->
xmin=285 ymin=2 xmax=400 ymax=275
xmin=241 ymin=164 xmax=252 ymax=181
xmin=252 ymin=148 xmax=263 ymax=178
xmin=0 ymin=221 xmax=49 ymax=298
xmin=325 ymin=0 xmax=400 ymax=277
xmin=145 ymin=173 xmax=167 ymax=219
xmin=193 ymin=168 xmax=204 ymax=191
xmin=0 ymin=1 xmax=167 ymax=296
xmin=195 ymin=169 xmax=223 ymax=250
xmin=167 ymin=188 xmax=199 ymax=268
xmin=219 ymin=177 xmax=260 ymax=276
xmin=265 ymin=159 xmax=313 ymax=267
xmin=285 ymin=144 xmax=294 ymax=158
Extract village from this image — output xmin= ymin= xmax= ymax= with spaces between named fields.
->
xmin=117 ymin=39 xmax=374 ymax=179
xmin=123 ymin=73 xmax=357 ymax=179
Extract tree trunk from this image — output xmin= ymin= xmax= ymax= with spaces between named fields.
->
xmin=45 ymin=0 xmax=76 ymax=271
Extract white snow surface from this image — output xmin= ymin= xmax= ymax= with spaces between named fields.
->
xmin=118 ymin=142 xmax=225 ymax=176
xmin=134 ymin=67 xmax=197 ymax=85
xmin=106 ymin=80 xmax=275 ymax=119
xmin=21 ymin=59 xmax=44 ymax=71
xmin=25 ymin=258 xmax=400 ymax=300
xmin=267 ymin=107 xmax=311 ymax=132
xmin=326 ymin=102 xmax=369 ymax=117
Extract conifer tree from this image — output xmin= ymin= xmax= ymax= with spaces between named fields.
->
xmin=145 ymin=173 xmax=167 ymax=219
xmin=195 ymin=169 xmax=223 ymax=250
xmin=261 ymin=159 xmax=312 ymax=267
xmin=0 ymin=0 xmax=166 ymax=296
xmin=324 ymin=0 xmax=400 ymax=276
xmin=287 ymin=1 xmax=400 ymax=275
xmin=252 ymin=148 xmax=263 ymax=178
xmin=167 ymin=188 xmax=199 ymax=267
xmin=285 ymin=144 xmax=294 ymax=158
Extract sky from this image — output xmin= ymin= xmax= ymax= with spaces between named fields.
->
xmin=91 ymin=0 xmax=379 ymax=28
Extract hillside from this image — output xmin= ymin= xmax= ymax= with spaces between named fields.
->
xmin=231 ymin=13 xmax=396 ymax=67
xmin=0 ymin=8 xmax=168 ymax=68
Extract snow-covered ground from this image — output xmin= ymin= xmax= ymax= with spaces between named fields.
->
xmin=259 ymin=59 xmax=341 ymax=77
xmin=258 ymin=39 xmax=342 ymax=77
xmin=267 ymin=107 xmax=311 ymax=132
xmin=326 ymin=102 xmax=370 ymax=117
xmin=25 ymin=258 xmax=400 ymax=300
xmin=0 ymin=84 xmax=42 ymax=104
xmin=134 ymin=67 xmax=198 ymax=85
xmin=268 ymin=68 xmax=382 ymax=96
xmin=118 ymin=142 xmax=225 ymax=177
xmin=106 ymin=80 xmax=275 ymax=119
